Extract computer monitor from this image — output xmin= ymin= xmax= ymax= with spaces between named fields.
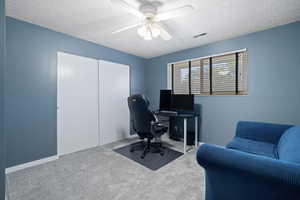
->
xmin=159 ymin=90 xmax=172 ymax=111
xmin=171 ymin=94 xmax=194 ymax=111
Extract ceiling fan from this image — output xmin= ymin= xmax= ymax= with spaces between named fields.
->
xmin=111 ymin=0 xmax=195 ymax=41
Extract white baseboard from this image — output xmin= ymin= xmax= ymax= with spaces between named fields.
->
xmin=5 ymin=155 xmax=59 ymax=174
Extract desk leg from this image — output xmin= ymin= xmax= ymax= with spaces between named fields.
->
xmin=195 ymin=117 xmax=198 ymax=149
xmin=183 ymin=118 xmax=187 ymax=154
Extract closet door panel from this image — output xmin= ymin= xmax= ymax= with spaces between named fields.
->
xmin=58 ymin=52 xmax=99 ymax=155
xmin=99 ymin=60 xmax=130 ymax=145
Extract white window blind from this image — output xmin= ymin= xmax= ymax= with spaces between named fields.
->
xmin=170 ymin=50 xmax=248 ymax=96
xmin=173 ymin=61 xmax=189 ymax=94
xmin=191 ymin=59 xmax=210 ymax=95
xmin=238 ymin=52 xmax=248 ymax=94
xmin=191 ymin=60 xmax=200 ymax=95
xmin=212 ymin=54 xmax=236 ymax=94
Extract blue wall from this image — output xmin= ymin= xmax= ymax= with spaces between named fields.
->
xmin=0 ymin=0 xmax=5 ymax=198
xmin=145 ymin=21 xmax=300 ymax=146
xmin=6 ymin=17 xmax=146 ymax=167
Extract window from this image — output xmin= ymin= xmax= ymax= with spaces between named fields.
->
xmin=168 ymin=50 xmax=248 ymax=95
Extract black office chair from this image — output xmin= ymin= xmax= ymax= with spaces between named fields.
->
xmin=128 ymin=94 xmax=168 ymax=159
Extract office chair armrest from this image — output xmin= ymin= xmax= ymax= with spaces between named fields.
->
xmin=151 ymin=121 xmax=168 ymax=136
xmin=151 ymin=120 xmax=167 ymax=126
xmin=151 ymin=121 xmax=163 ymax=127
xmin=152 ymin=119 xmax=169 ymax=124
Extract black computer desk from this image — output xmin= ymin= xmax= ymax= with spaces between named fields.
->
xmin=154 ymin=110 xmax=199 ymax=154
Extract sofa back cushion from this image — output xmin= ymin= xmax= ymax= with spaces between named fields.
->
xmin=278 ymin=126 xmax=300 ymax=164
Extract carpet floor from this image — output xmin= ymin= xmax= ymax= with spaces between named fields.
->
xmin=7 ymin=137 xmax=205 ymax=200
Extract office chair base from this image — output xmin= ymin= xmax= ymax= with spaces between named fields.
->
xmin=130 ymin=141 xmax=145 ymax=152
xmin=130 ymin=139 xmax=165 ymax=159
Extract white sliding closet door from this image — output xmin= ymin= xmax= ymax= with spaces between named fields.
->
xmin=99 ymin=60 xmax=130 ymax=145
xmin=57 ymin=52 xmax=99 ymax=155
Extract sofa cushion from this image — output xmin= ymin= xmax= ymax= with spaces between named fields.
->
xmin=277 ymin=126 xmax=300 ymax=164
xmin=227 ymin=137 xmax=277 ymax=158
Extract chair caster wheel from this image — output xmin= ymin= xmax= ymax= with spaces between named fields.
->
xmin=130 ymin=148 xmax=134 ymax=153
xmin=160 ymin=152 xmax=164 ymax=156
xmin=141 ymin=155 xmax=145 ymax=159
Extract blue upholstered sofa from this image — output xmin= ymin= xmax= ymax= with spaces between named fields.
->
xmin=197 ymin=121 xmax=300 ymax=200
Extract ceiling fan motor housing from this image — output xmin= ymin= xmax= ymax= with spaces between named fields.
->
xmin=140 ymin=3 xmax=157 ymax=19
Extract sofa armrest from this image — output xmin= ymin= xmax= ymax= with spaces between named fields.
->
xmin=235 ymin=121 xmax=293 ymax=144
xmin=197 ymin=144 xmax=300 ymax=187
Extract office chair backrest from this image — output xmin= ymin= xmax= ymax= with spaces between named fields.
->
xmin=127 ymin=94 xmax=156 ymax=136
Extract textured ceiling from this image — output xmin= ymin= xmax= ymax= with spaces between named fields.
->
xmin=6 ymin=0 xmax=300 ymax=58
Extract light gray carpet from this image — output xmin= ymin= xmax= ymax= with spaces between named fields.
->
xmin=7 ymin=137 xmax=205 ymax=200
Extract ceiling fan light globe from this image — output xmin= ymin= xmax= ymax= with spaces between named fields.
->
xmin=144 ymin=35 xmax=152 ymax=40
xmin=151 ymin=25 xmax=161 ymax=38
xmin=144 ymin=30 xmax=152 ymax=40
xmin=137 ymin=25 xmax=147 ymax=37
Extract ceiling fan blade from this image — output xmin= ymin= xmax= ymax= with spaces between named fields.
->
xmin=155 ymin=5 xmax=194 ymax=22
xmin=111 ymin=0 xmax=145 ymax=19
xmin=154 ymin=23 xmax=172 ymax=40
xmin=112 ymin=23 xmax=142 ymax=34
